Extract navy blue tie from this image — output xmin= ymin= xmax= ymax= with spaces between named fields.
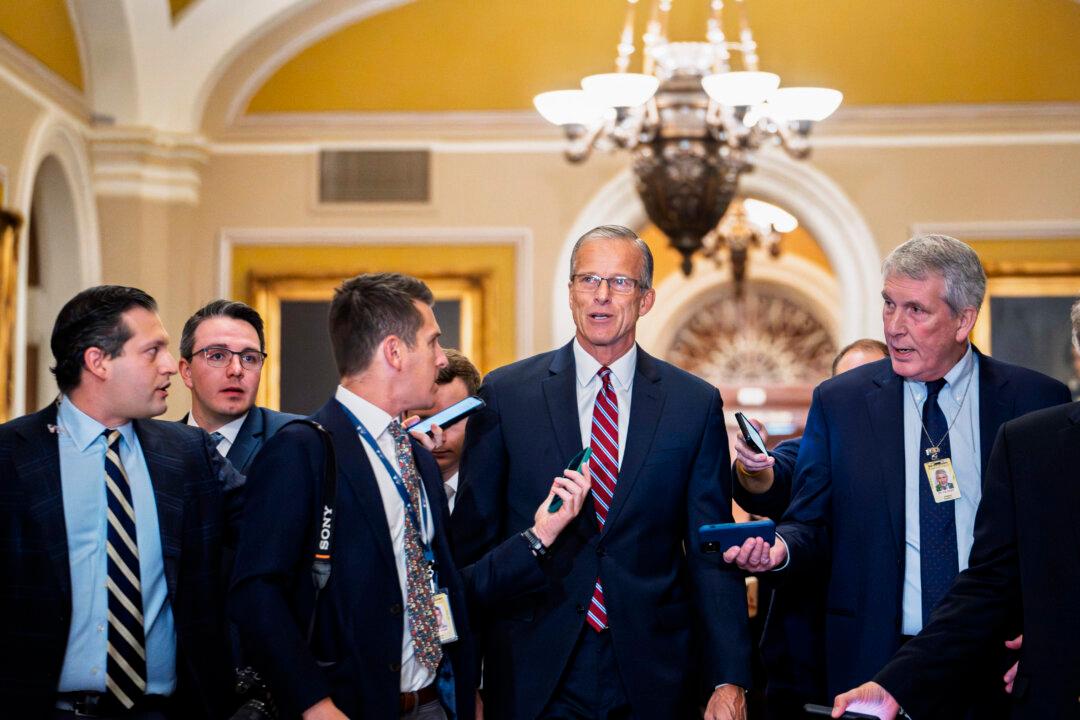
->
xmin=919 ymin=379 xmax=959 ymax=626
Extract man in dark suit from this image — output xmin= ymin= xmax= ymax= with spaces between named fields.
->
xmin=452 ymin=225 xmax=751 ymax=720
xmin=725 ymin=235 xmax=1070 ymax=718
xmin=831 ymin=299 xmax=1080 ymax=719
xmin=732 ymin=339 xmax=887 ymax=719
xmin=0 ymin=285 xmax=240 ymax=719
xmin=178 ymin=299 xmax=300 ymax=474
xmin=230 ymin=273 xmax=593 ymax=720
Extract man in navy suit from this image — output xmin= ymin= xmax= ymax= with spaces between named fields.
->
xmin=178 ymin=299 xmax=300 ymax=474
xmin=230 ymin=273 xmax=593 ymax=720
xmin=452 ymin=225 xmax=751 ymax=720
xmin=732 ymin=339 xmax=887 ymax=719
xmin=0 ymin=285 xmax=241 ymax=719
xmin=725 ymin=234 xmax=1070 ymax=717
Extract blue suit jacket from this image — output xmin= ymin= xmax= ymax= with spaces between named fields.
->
xmin=0 ymin=404 xmax=240 ymax=718
xmin=452 ymin=342 xmax=751 ymax=719
xmin=877 ymin=401 xmax=1080 ymax=719
xmin=229 ymin=397 xmax=544 ymax=719
xmin=226 ymin=406 xmax=302 ymax=474
xmin=777 ymin=352 xmax=1070 ymax=699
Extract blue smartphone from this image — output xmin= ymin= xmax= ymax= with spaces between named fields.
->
xmin=406 ymin=396 xmax=485 ymax=435
xmin=699 ymin=519 xmax=776 ymax=553
xmin=548 ymin=447 xmax=592 ymax=513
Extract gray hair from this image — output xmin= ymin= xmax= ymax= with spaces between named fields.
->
xmin=569 ymin=225 xmax=654 ymax=291
xmin=1072 ymin=298 xmax=1080 ymax=354
xmin=881 ymin=234 xmax=986 ymax=315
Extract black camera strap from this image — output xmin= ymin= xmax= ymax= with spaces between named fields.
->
xmin=280 ymin=419 xmax=338 ymax=645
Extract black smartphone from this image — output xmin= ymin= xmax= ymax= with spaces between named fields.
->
xmin=548 ymin=447 xmax=592 ymax=513
xmin=804 ymin=703 xmax=880 ymax=719
xmin=734 ymin=411 xmax=768 ymax=455
xmin=406 ymin=396 xmax=485 ymax=435
xmin=700 ymin=519 xmax=776 ymax=553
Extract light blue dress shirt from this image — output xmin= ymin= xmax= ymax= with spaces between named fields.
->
xmin=900 ymin=346 xmax=982 ymax=635
xmin=56 ymin=396 xmax=177 ymax=695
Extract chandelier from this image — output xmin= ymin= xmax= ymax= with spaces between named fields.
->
xmin=534 ymin=0 xmax=842 ymax=277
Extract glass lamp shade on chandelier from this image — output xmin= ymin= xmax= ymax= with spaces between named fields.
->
xmin=534 ymin=0 xmax=842 ymax=278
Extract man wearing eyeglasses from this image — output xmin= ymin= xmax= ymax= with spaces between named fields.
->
xmin=178 ymin=300 xmax=300 ymax=473
xmin=452 ymin=225 xmax=750 ymax=719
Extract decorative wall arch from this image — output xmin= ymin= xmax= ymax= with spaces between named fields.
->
xmin=552 ymin=154 xmax=882 ymax=350
xmin=11 ymin=113 xmax=101 ymax=414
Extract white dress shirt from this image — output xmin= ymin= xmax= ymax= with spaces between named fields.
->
xmin=187 ymin=411 xmax=247 ymax=457
xmin=573 ymin=339 xmax=636 ymax=465
xmin=901 ymin=345 xmax=982 ymax=635
xmin=444 ymin=471 xmax=459 ymax=514
xmin=335 ymin=385 xmax=436 ymax=692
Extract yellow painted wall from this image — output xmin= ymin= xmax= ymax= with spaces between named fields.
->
xmin=0 ymin=1 xmax=83 ymax=90
xmin=248 ymin=0 xmax=1080 ymax=113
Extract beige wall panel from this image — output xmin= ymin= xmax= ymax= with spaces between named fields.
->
xmin=0 ymin=78 xmax=45 ymax=201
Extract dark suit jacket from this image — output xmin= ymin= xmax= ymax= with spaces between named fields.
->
xmin=731 ymin=437 xmax=800 ymax=520
xmin=776 ymin=352 xmax=1070 ymax=702
xmin=876 ymin=401 xmax=1080 ymax=719
xmin=180 ymin=405 xmax=302 ymax=474
xmin=229 ymin=397 xmax=544 ymax=720
xmin=452 ymin=343 xmax=751 ymax=719
xmin=0 ymin=404 xmax=239 ymax=718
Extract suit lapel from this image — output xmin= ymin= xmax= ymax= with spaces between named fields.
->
xmin=13 ymin=405 xmax=71 ymax=601
xmin=602 ymin=348 xmax=664 ymax=534
xmin=865 ymin=366 xmax=906 ymax=558
xmin=135 ymin=420 xmax=185 ymax=599
xmin=316 ymin=400 xmax=397 ymax=575
xmin=976 ymin=352 xmax=1013 ymax=481
xmin=1063 ymin=405 xmax=1080 ymax=552
xmin=227 ymin=408 xmax=264 ymax=474
xmin=542 ymin=343 xmax=584 ymax=463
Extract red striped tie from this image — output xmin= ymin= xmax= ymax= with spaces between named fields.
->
xmin=586 ymin=366 xmax=618 ymax=632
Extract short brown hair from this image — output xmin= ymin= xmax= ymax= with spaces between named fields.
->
xmin=831 ymin=338 xmax=888 ymax=376
xmin=328 ymin=273 xmax=434 ymax=377
xmin=437 ymin=349 xmax=481 ymax=395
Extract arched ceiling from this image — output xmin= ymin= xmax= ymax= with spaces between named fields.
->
xmin=247 ymin=0 xmax=1080 ymax=113
xmin=0 ymin=0 xmax=83 ymax=89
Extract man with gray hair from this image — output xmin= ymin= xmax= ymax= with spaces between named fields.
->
xmin=831 ymin=297 xmax=1080 ymax=718
xmin=725 ymin=234 xmax=1069 ymax=717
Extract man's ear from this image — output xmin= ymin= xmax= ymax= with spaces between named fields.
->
xmin=955 ymin=306 xmax=978 ymax=343
xmin=382 ymin=335 xmax=405 ymax=371
xmin=82 ymin=346 xmax=109 ymax=382
xmin=178 ymin=357 xmax=194 ymax=389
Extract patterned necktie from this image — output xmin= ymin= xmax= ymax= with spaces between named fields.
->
xmin=919 ymin=379 xmax=959 ymax=626
xmin=209 ymin=431 xmax=225 ymax=456
xmin=387 ymin=420 xmax=443 ymax=673
xmin=586 ymin=367 xmax=619 ymax=632
xmin=103 ymin=430 xmax=147 ymax=708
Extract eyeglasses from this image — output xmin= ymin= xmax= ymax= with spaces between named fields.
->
xmin=193 ymin=346 xmax=267 ymax=371
xmin=570 ymin=274 xmax=641 ymax=295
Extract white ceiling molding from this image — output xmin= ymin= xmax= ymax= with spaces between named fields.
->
xmin=88 ymin=127 xmax=209 ymax=204
xmin=218 ymin=225 xmax=534 ymax=359
xmin=908 ymin=219 xmax=1080 ymax=240
xmin=0 ymin=32 xmax=88 ymax=124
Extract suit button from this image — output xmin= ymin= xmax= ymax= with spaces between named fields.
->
xmin=390 ymin=603 xmax=403 ymax=615
xmin=389 ymin=661 xmax=401 ymax=672
xmin=575 ymin=604 xmax=586 ymax=614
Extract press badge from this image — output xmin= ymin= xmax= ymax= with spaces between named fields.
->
xmin=433 ymin=590 xmax=459 ymax=644
xmin=923 ymin=457 xmax=962 ymax=503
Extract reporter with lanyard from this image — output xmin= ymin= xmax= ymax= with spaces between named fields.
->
xmin=230 ymin=273 xmax=591 ymax=720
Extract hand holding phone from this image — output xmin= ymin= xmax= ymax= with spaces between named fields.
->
xmin=700 ymin=519 xmax=776 ymax=553
xmin=734 ymin=412 xmax=768 ymax=456
xmin=548 ymin=447 xmax=592 ymax=512
xmin=406 ymin=396 xmax=485 ymax=436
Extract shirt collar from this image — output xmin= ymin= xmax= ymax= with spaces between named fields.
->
xmin=335 ymin=385 xmax=394 ymax=437
xmin=187 ymin=410 xmax=248 ymax=444
xmin=573 ymin=339 xmax=637 ymax=391
xmin=906 ymin=343 xmax=976 ymax=402
xmin=57 ymin=395 xmax=135 ymax=452
xmin=445 ymin=470 xmax=459 ymax=493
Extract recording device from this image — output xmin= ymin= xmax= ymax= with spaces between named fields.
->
xmin=734 ymin=411 xmax=768 ymax=456
xmin=548 ymin=447 xmax=592 ymax=513
xmin=406 ymin=395 xmax=485 ymax=435
xmin=700 ymin=519 xmax=776 ymax=553
xmin=804 ymin=704 xmax=880 ymax=719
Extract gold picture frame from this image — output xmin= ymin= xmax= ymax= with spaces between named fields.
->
xmin=972 ymin=275 xmax=1080 ymax=352
xmin=249 ymin=273 xmax=482 ymax=410
xmin=0 ymin=204 xmax=23 ymax=423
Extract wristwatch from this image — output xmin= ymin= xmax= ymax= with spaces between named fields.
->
xmin=520 ymin=527 xmax=549 ymax=559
